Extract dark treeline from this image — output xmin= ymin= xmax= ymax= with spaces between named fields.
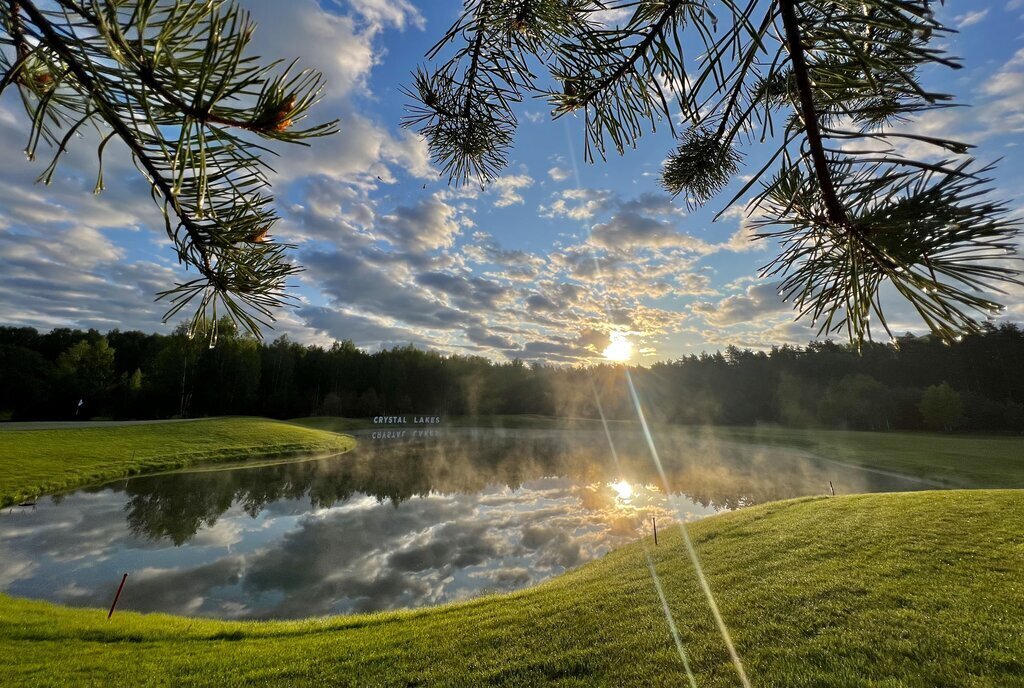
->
xmin=1 ymin=321 xmax=1022 ymax=433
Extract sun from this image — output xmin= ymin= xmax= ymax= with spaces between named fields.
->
xmin=602 ymin=332 xmax=634 ymax=362
xmin=609 ymin=479 xmax=634 ymax=501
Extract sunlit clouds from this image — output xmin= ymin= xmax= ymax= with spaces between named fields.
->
xmin=0 ymin=2 xmax=1020 ymax=360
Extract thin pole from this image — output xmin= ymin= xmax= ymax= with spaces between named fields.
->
xmin=107 ymin=573 xmax=128 ymax=619
xmin=829 ymin=480 xmax=836 ymax=496
xmin=653 ymin=517 xmax=658 ymax=546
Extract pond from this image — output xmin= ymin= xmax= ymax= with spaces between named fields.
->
xmin=0 ymin=427 xmax=932 ymax=619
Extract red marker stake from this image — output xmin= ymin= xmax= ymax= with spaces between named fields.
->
xmin=108 ymin=573 xmax=128 ymax=619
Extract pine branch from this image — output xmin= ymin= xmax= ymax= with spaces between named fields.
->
xmin=17 ymin=0 xmax=213 ymax=276
xmin=571 ymin=0 xmax=685 ymax=110
xmin=778 ymin=0 xmax=847 ymax=227
xmin=1 ymin=0 xmax=338 ymax=338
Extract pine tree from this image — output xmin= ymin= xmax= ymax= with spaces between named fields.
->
xmin=1 ymin=0 xmax=337 ymax=337
xmin=404 ymin=0 xmax=1022 ymax=345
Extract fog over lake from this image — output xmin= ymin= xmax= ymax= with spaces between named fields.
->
xmin=0 ymin=428 xmax=931 ymax=619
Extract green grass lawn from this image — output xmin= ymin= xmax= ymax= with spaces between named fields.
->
xmin=0 ymin=417 xmax=355 ymax=506
xmin=707 ymin=425 xmax=1024 ymax=488
xmin=1 ymin=490 xmax=1021 ymax=686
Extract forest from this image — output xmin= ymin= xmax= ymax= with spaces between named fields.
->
xmin=1 ymin=322 xmax=1022 ymax=433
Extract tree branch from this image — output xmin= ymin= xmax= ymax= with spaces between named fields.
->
xmin=17 ymin=0 xmax=214 ymax=277
xmin=51 ymin=0 xmax=280 ymax=133
xmin=575 ymin=0 xmax=684 ymax=108
xmin=778 ymin=0 xmax=848 ymax=226
xmin=462 ymin=8 xmax=487 ymax=119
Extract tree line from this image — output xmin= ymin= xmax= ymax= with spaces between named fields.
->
xmin=1 ymin=321 xmax=1022 ymax=433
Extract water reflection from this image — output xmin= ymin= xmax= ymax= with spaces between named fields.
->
xmin=0 ymin=428 xmax=927 ymax=619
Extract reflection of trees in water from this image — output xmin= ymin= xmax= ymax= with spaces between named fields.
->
xmin=117 ymin=430 xmax=907 ymax=544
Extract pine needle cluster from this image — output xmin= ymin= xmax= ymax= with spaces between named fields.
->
xmin=2 ymin=0 xmax=337 ymax=337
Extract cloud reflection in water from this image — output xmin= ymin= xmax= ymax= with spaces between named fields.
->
xmin=0 ymin=428 xmax=928 ymax=618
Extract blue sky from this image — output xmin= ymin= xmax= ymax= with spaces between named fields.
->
xmin=0 ymin=1 xmax=1022 ymax=363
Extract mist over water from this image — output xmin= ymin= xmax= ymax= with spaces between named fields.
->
xmin=0 ymin=428 xmax=928 ymax=619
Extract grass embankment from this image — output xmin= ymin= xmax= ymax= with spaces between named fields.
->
xmin=1 ymin=490 xmax=1021 ymax=686
xmin=0 ymin=417 xmax=355 ymax=506
xmin=710 ymin=426 xmax=1024 ymax=488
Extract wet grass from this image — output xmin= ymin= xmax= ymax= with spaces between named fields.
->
xmin=0 ymin=417 xmax=355 ymax=506
xmin=1 ymin=490 xmax=1022 ymax=686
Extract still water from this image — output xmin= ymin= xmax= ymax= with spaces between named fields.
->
xmin=0 ymin=428 xmax=930 ymax=619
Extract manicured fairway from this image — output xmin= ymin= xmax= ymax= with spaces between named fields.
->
xmin=708 ymin=425 xmax=1024 ymax=488
xmin=0 ymin=417 xmax=355 ymax=506
xmin=1 ymin=491 xmax=1022 ymax=686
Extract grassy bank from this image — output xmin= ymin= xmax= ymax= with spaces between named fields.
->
xmin=708 ymin=426 xmax=1024 ymax=488
xmin=0 ymin=417 xmax=355 ymax=506
xmin=1 ymin=490 xmax=1021 ymax=686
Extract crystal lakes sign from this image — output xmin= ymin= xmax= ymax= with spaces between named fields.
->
xmin=372 ymin=415 xmax=442 ymax=425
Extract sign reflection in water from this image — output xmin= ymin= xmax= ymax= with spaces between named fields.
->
xmin=0 ymin=428 xmax=929 ymax=619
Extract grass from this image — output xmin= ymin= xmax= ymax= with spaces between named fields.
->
xmin=707 ymin=426 xmax=1024 ymax=488
xmin=0 ymin=417 xmax=355 ymax=506
xmin=1 ymin=490 xmax=1022 ymax=686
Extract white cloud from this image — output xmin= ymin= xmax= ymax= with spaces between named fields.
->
xmin=953 ymin=9 xmax=989 ymax=28
xmin=548 ymin=166 xmax=570 ymax=182
xmin=692 ymin=282 xmax=789 ymax=328
xmin=375 ymin=195 xmax=461 ymax=253
xmin=540 ymin=188 xmax=616 ymax=220
xmin=489 ymin=174 xmax=535 ymax=208
xmin=589 ymin=212 xmax=712 ymax=252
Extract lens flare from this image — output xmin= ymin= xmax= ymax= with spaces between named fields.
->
xmin=624 ymin=370 xmax=751 ymax=687
xmin=603 ymin=332 xmax=633 ymax=362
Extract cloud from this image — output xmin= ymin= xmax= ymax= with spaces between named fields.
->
xmin=548 ymin=166 xmax=570 ymax=182
xmin=717 ymin=204 xmax=768 ymax=253
xmin=953 ymin=9 xmax=989 ymax=28
xmin=302 ymin=248 xmax=469 ymax=331
xmin=346 ymin=0 xmax=425 ymax=30
xmin=692 ymin=282 xmax=790 ymax=328
xmin=540 ymin=188 xmax=616 ymax=220
xmin=297 ymin=306 xmax=434 ymax=349
xmin=489 ymin=174 xmax=535 ymax=208
xmin=589 ymin=211 xmax=712 ymax=251
xmin=375 ymin=195 xmax=461 ymax=253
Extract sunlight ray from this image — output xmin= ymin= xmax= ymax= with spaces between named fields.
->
xmin=625 ymin=370 xmax=752 ymax=688
xmin=591 ymin=381 xmax=698 ymax=687
xmin=571 ymin=117 xmax=751 ymax=686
